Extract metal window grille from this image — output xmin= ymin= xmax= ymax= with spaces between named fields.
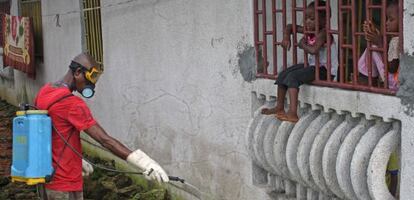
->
xmin=254 ymin=0 xmax=403 ymax=95
xmin=82 ymin=0 xmax=103 ymax=70
xmin=21 ymin=0 xmax=42 ymax=58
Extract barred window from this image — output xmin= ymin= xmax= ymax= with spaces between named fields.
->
xmin=254 ymin=0 xmax=403 ymax=95
xmin=82 ymin=0 xmax=103 ymax=70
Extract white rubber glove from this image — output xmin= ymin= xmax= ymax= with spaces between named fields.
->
xmin=126 ymin=149 xmax=169 ymax=183
xmin=82 ymin=159 xmax=94 ymax=176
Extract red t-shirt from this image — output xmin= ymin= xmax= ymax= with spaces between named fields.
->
xmin=35 ymin=83 xmax=96 ymax=191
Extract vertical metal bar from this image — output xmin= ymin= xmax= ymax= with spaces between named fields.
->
xmin=345 ymin=1 xmax=351 ymax=82
xmin=357 ymin=0 xmax=363 ymax=57
xmin=272 ymin=0 xmax=277 ymax=76
xmin=84 ymin=0 xmax=89 ymax=54
xmin=326 ymin=0 xmax=332 ymax=82
xmin=95 ymin=0 xmax=103 ymax=64
xmin=99 ymin=0 xmax=103 ymax=65
xmin=253 ymin=0 xmax=260 ymax=75
xmin=303 ymin=0 xmax=308 ymax=67
xmin=338 ymin=0 xmax=344 ymax=83
xmin=399 ymin=0 xmax=403 ymax=54
xmin=291 ymin=0 xmax=298 ymax=65
xmin=87 ymin=0 xmax=92 ymax=56
xmin=314 ymin=0 xmax=320 ymax=81
xmin=91 ymin=0 xmax=96 ymax=62
xmin=94 ymin=0 xmax=99 ymax=63
xmin=382 ymin=0 xmax=388 ymax=89
xmin=365 ymin=0 xmax=373 ymax=87
xmin=282 ymin=0 xmax=287 ymax=70
xmin=351 ymin=0 xmax=358 ymax=85
xmin=262 ymin=0 xmax=268 ymax=75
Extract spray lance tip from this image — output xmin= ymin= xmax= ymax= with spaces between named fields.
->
xmin=168 ymin=176 xmax=185 ymax=183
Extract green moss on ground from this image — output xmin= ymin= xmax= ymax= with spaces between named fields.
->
xmin=83 ymin=154 xmax=175 ymax=200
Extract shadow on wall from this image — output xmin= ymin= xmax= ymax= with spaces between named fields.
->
xmin=237 ymin=45 xmax=257 ymax=82
xmin=397 ymin=54 xmax=414 ymax=116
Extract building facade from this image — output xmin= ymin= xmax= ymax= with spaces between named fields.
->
xmin=0 ymin=0 xmax=414 ymax=199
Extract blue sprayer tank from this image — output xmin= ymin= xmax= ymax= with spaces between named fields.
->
xmin=11 ymin=110 xmax=54 ymax=185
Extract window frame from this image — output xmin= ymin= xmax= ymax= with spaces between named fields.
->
xmin=81 ymin=0 xmax=103 ymax=70
xmin=253 ymin=0 xmax=404 ymax=95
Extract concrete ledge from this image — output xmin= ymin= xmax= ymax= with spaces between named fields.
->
xmin=252 ymin=79 xmax=402 ymax=122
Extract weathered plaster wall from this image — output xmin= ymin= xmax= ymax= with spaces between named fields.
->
xmin=91 ymin=0 xmax=269 ymax=199
xmin=2 ymin=0 xmax=413 ymax=199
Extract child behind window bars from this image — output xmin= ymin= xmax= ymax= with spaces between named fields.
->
xmin=357 ymin=0 xmax=400 ymax=91
xmin=262 ymin=0 xmax=338 ymax=123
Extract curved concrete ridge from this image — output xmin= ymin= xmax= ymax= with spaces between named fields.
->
xmin=263 ymin=117 xmax=282 ymax=175
xmin=335 ymin=117 xmax=374 ymax=200
xmin=296 ymin=184 xmax=307 ymax=200
xmin=306 ymin=189 xmax=318 ymax=200
xmin=273 ymin=121 xmax=295 ymax=179
xmin=246 ymin=105 xmax=267 ymax=165
xmin=367 ymin=122 xmax=400 ymax=200
xmin=309 ymin=113 xmax=345 ymax=195
xmin=350 ymin=119 xmax=391 ymax=200
xmin=267 ymin=174 xmax=285 ymax=193
xmin=286 ymin=109 xmax=320 ymax=184
xmin=324 ymin=115 xmax=363 ymax=198
xmin=284 ymin=179 xmax=296 ymax=197
xmin=297 ymin=112 xmax=331 ymax=190
xmin=253 ymin=114 xmax=276 ymax=172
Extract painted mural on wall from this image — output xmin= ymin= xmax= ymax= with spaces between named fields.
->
xmin=2 ymin=14 xmax=35 ymax=78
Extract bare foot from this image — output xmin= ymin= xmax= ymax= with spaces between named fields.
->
xmin=261 ymin=107 xmax=284 ymax=115
xmin=280 ymin=111 xmax=299 ymax=123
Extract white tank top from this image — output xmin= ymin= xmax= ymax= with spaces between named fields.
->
xmin=308 ymin=40 xmax=338 ymax=77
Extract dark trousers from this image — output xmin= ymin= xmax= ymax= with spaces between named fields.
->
xmin=275 ymin=64 xmax=330 ymax=88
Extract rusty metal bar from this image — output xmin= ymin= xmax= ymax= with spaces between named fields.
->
xmin=382 ymin=0 xmax=389 ymax=89
xmin=351 ymin=0 xmax=358 ymax=85
xmin=313 ymin=80 xmax=396 ymax=95
xmin=253 ymin=0 xmax=260 ymax=76
xmin=291 ymin=0 xmax=298 ymax=65
xmin=256 ymin=74 xmax=277 ymax=79
xmin=272 ymin=0 xmax=277 ymax=76
xmin=325 ymin=0 xmax=332 ymax=82
xmin=303 ymin=0 xmax=308 ymax=67
xmin=282 ymin=0 xmax=287 ymax=70
xmin=365 ymin=0 xmax=373 ymax=86
xmin=338 ymin=0 xmax=344 ymax=83
xmin=367 ymin=46 xmax=386 ymax=52
xmin=399 ymin=0 xmax=404 ymax=54
xmin=314 ymin=0 xmax=320 ymax=81
xmin=262 ymin=0 xmax=268 ymax=75
xmin=329 ymin=30 xmax=339 ymax=34
xmin=367 ymin=5 xmax=383 ymax=9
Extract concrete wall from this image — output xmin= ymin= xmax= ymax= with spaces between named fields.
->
xmin=90 ymin=0 xmax=272 ymax=199
xmin=0 ymin=0 xmax=273 ymax=199
xmin=2 ymin=0 xmax=414 ymax=199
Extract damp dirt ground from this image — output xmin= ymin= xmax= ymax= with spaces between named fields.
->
xmin=0 ymin=99 xmax=178 ymax=200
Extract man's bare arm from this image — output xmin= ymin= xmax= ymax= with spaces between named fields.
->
xmin=85 ymin=123 xmax=132 ymax=160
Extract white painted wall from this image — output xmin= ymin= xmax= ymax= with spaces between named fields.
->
xmin=90 ymin=0 xmax=270 ymax=199
xmin=2 ymin=0 xmax=414 ymax=199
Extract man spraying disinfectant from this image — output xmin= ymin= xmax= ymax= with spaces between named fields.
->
xmin=14 ymin=53 xmax=169 ymax=200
